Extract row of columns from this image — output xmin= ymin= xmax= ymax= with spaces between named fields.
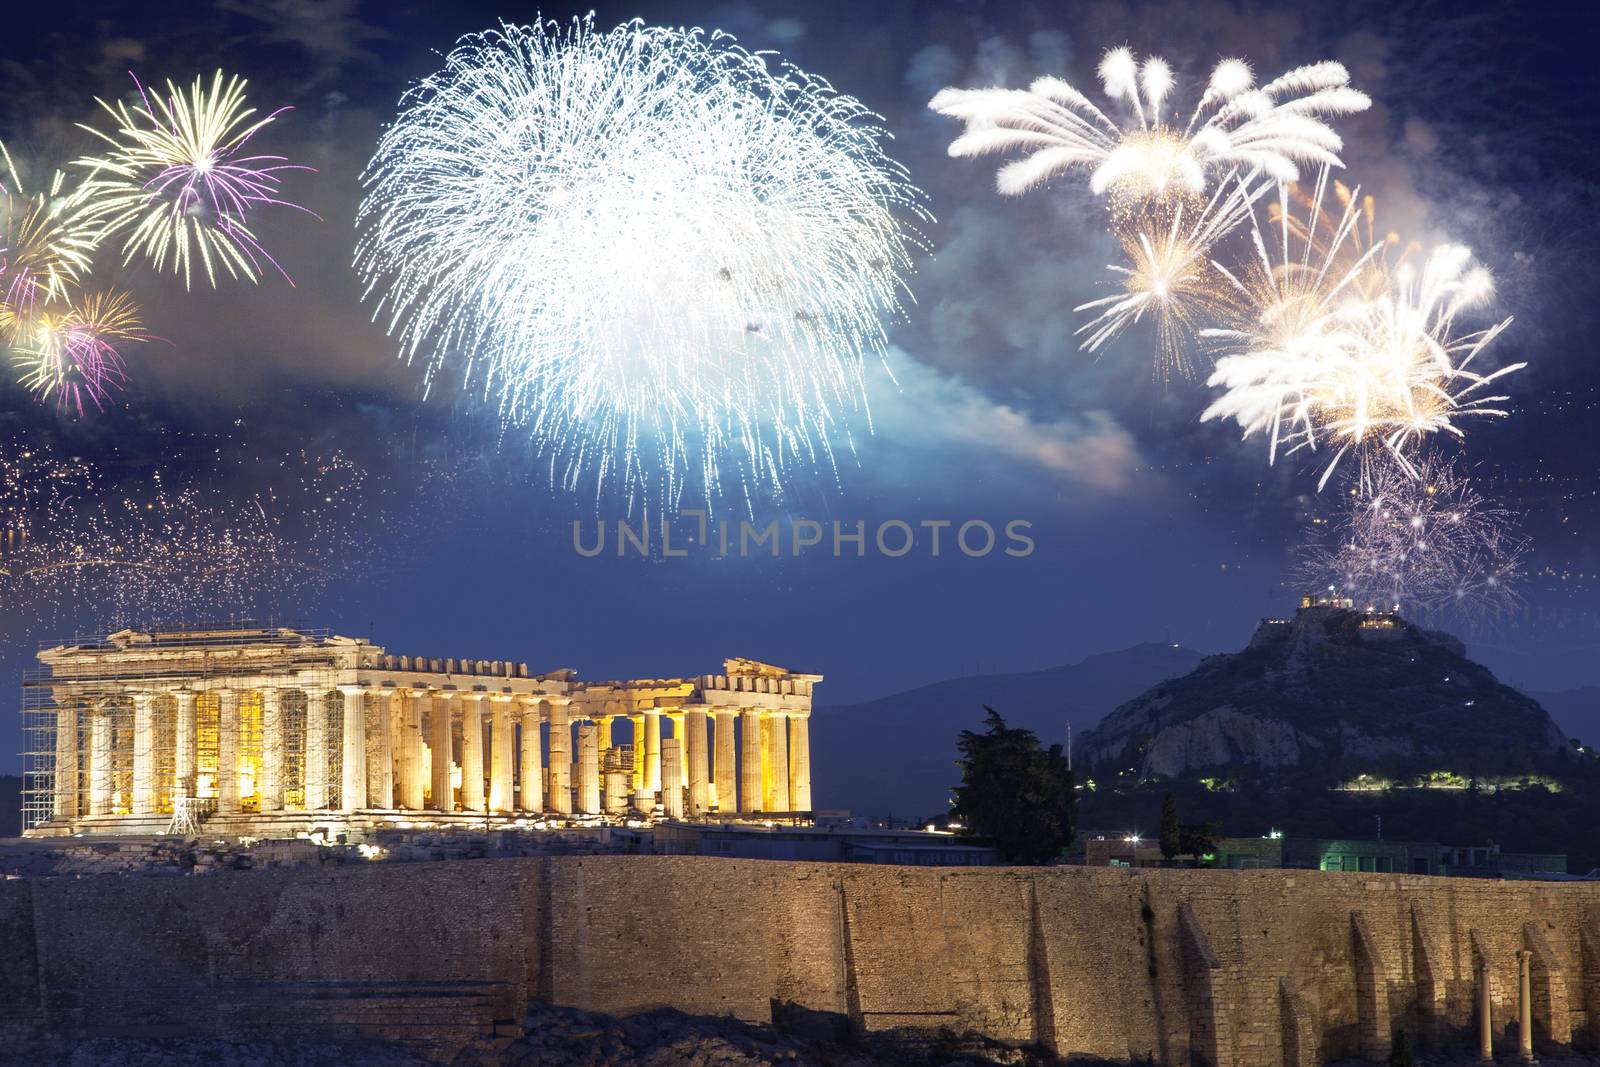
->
xmin=54 ymin=687 xmax=812 ymax=820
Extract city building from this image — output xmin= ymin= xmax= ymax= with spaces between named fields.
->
xmin=21 ymin=626 xmax=819 ymax=837
xmin=1083 ymin=833 xmax=1568 ymax=878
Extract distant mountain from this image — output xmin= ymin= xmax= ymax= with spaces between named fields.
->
xmin=811 ymin=643 xmax=1203 ymax=818
xmin=1527 ymin=687 xmax=1600 ymax=750
xmin=1084 ymin=606 xmax=1572 ymax=782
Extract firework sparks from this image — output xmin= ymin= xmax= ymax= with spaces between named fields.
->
xmin=1297 ymin=452 xmax=1527 ymax=619
xmin=929 ymin=49 xmax=1369 ymax=205
xmin=12 ymin=290 xmax=147 ymax=415
xmin=355 ymin=17 xmax=928 ymax=509
xmin=72 ymin=71 xmax=313 ymax=289
xmin=1200 ymin=173 xmax=1523 ymax=488
xmin=0 ymin=145 xmax=93 ymax=335
xmin=1074 ymin=174 xmax=1264 ymax=379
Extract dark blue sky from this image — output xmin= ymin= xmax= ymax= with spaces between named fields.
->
xmin=1 ymin=0 xmax=1598 ymax=772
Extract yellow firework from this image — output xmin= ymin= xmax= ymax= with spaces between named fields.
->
xmin=0 ymin=144 xmax=93 ymax=338
xmin=72 ymin=71 xmax=308 ymax=288
xmin=12 ymin=289 xmax=147 ymax=415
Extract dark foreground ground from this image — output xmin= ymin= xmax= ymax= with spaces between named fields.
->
xmin=3 ymin=1003 xmax=1600 ymax=1065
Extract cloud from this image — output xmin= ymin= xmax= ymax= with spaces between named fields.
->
xmin=865 ymin=349 xmax=1144 ymax=495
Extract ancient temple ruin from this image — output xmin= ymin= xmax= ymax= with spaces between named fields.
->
xmin=20 ymin=626 xmax=818 ymax=836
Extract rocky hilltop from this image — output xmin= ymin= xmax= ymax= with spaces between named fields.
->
xmin=1081 ymin=603 xmax=1571 ymax=782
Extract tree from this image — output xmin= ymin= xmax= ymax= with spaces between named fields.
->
xmin=1178 ymin=820 xmax=1222 ymax=866
xmin=951 ymin=706 xmax=1075 ymax=864
xmin=1159 ymin=792 xmax=1180 ymax=863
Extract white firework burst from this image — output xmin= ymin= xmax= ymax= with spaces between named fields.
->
xmin=355 ymin=17 xmax=928 ymax=510
xmin=929 ymin=48 xmax=1369 ymax=202
xmin=1297 ymin=452 xmax=1527 ymax=619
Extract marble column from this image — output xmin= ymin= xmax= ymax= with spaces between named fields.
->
xmin=53 ymin=702 xmax=78 ymax=820
xmin=661 ymin=739 xmax=684 ymax=819
xmin=788 ymin=713 xmax=812 ymax=811
xmin=643 ymin=710 xmax=662 ymax=793
xmin=489 ymin=696 xmax=514 ymax=813
xmin=713 ymin=710 xmax=737 ymax=813
xmin=339 ymin=686 xmax=367 ymax=811
xmin=629 ymin=713 xmax=645 ymax=790
xmin=546 ymin=699 xmax=572 ymax=814
xmin=131 ymin=691 xmax=155 ymax=815
xmin=174 ymin=690 xmax=197 ymax=799
xmin=684 ymin=708 xmax=709 ymax=817
xmin=402 ymin=690 xmax=428 ymax=809
xmin=260 ymin=688 xmax=284 ymax=812
xmin=596 ymin=715 xmax=612 ymax=751
xmin=370 ymin=690 xmax=394 ymax=809
xmin=674 ymin=714 xmax=689 ymax=789
xmin=576 ymin=721 xmax=600 ymax=815
xmin=459 ymin=694 xmax=487 ymax=812
xmin=1477 ymin=959 xmax=1493 ymax=1062
xmin=518 ymin=698 xmax=543 ymax=812
xmin=89 ymin=704 xmax=112 ymax=815
xmin=430 ymin=691 xmax=455 ymax=813
xmin=304 ymin=688 xmax=328 ymax=810
xmin=603 ymin=771 xmax=629 ymax=815
xmin=766 ymin=714 xmax=790 ymax=812
xmin=739 ymin=708 xmax=762 ymax=813
xmin=217 ymin=690 xmax=240 ymax=814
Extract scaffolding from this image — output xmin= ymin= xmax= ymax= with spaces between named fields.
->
xmin=21 ymin=624 xmax=341 ymax=832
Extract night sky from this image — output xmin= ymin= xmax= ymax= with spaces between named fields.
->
xmin=1 ymin=0 xmax=1597 ymax=775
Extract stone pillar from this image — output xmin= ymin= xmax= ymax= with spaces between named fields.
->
xmin=174 ymin=690 xmax=197 ymax=799
xmin=260 ymin=688 xmax=284 ymax=812
xmin=1518 ymin=950 xmax=1534 ymax=1062
xmin=430 ymin=691 xmax=454 ymax=813
xmin=629 ymin=714 xmax=645 ymax=790
xmin=789 ymin=713 xmax=812 ymax=811
xmin=661 ymin=738 xmax=684 ymax=819
xmin=489 ymin=696 xmax=514 ymax=813
xmin=371 ymin=690 xmax=394 ymax=809
xmin=713 ymin=710 xmax=737 ymax=813
xmin=130 ymin=692 xmax=155 ymax=815
xmin=1478 ymin=958 xmax=1494 ymax=1062
xmin=674 ymin=714 xmax=689 ymax=789
xmin=576 ymin=721 xmax=601 ymax=815
xmin=739 ymin=708 xmax=763 ymax=813
xmin=340 ymin=686 xmax=367 ymax=811
xmin=459 ymin=694 xmax=486 ymax=812
xmin=767 ymin=714 xmax=791 ymax=812
xmin=89 ymin=705 xmax=112 ymax=815
xmin=546 ymin=699 xmax=572 ymax=814
xmin=217 ymin=690 xmax=240 ymax=814
xmin=518 ymin=698 xmax=543 ymax=812
xmin=684 ymin=708 xmax=709 ymax=817
xmin=304 ymin=688 xmax=327 ymax=810
xmin=604 ymin=771 xmax=629 ymax=815
xmin=53 ymin=702 xmax=78 ymax=820
xmin=643 ymin=710 xmax=662 ymax=793
xmin=597 ymin=715 xmax=613 ymax=751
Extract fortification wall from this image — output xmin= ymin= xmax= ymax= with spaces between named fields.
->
xmin=1 ymin=857 xmax=1597 ymax=1064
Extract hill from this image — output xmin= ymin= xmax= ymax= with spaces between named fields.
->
xmin=811 ymin=643 xmax=1202 ymax=818
xmin=1082 ymin=605 xmax=1573 ymax=784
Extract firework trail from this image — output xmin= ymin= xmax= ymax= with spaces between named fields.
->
xmin=72 ymin=71 xmax=314 ymax=289
xmin=355 ymin=17 xmax=928 ymax=509
xmin=1200 ymin=172 xmax=1523 ymax=488
xmin=0 ymin=146 xmax=93 ymax=337
xmin=1296 ymin=452 xmax=1526 ymax=620
xmin=929 ymin=49 xmax=1369 ymax=206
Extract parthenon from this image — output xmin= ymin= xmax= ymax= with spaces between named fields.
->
xmin=20 ymin=627 xmax=819 ymax=836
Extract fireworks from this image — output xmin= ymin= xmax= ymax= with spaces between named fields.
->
xmin=1201 ymin=174 xmax=1523 ymax=488
xmin=929 ymin=49 xmax=1369 ymax=205
xmin=0 ymin=442 xmax=395 ymax=630
xmin=1074 ymin=175 xmax=1262 ymax=379
xmin=12 ymin=290 xmax=147 ymax=415
xmin=0 ymin=147 xmax=93 ymax=335
xmin=72 ymin=71 xmax=311 ymax=288
xmin=355 ymin=17 xmax=927 ymax=508
xmin=1297 ymin=452 xmax=1526 ymax=619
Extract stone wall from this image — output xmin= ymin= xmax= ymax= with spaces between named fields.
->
xmin=1 ymin=857 xmax=1597 ymax=1064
